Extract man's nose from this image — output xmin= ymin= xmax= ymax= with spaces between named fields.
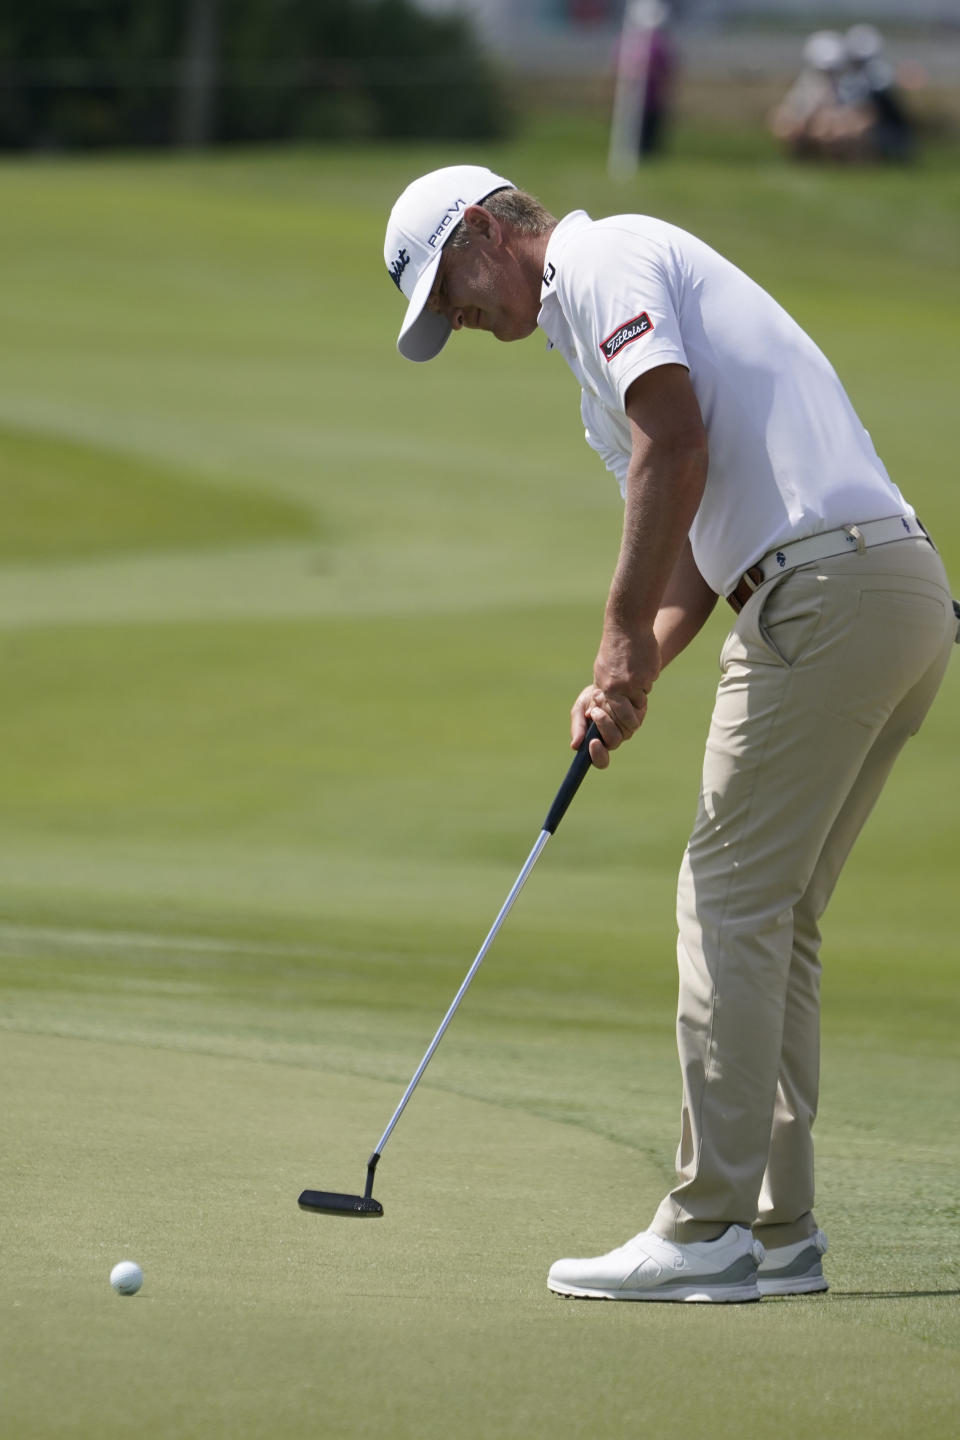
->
xmin=450 ymin=308 xmax=465 ymax=331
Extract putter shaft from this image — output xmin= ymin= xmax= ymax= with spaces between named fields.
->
xmin=373 ymin=827 xmax=552 ymax=1158
xmin=299 ymin=722 xmax=599 ymax=1214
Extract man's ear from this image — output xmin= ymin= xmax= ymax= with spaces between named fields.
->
xmin=462 ymin=204 xmax=501 ymax=243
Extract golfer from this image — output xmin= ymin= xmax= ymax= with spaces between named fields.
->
xmin=383 ymin=166 xmax=955 ymax=1302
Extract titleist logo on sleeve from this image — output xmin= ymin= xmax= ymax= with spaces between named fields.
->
xmin=599 ymin=312 xmax=653 ymax=362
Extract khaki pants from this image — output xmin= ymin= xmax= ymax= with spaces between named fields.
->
xmin=652 ymin=538 xmax=955 ymax=1247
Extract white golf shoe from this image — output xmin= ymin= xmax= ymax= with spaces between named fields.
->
xmin=547 ymin=1225 xmax=765 ymax=1303
xmin=757 ymin=1228 xmax=829 ymax=1296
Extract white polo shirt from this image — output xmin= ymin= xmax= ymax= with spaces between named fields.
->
xmin=538 ymin=211 xmax=912 ymax=597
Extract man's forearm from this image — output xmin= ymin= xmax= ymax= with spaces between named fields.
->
xmin=606 ymin=436 xmax=707 ymax=633
xmin=583 ymin=365 xmax=710 ymax=762
xmin=654 ymin=538 xmax=719 ymax=667
xmin=606 ymin=365 xmax=709 ymax=634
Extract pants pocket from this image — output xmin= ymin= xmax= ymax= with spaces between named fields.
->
xmin=825 ymin=588 xmax=952 ymax=729
xmin=757 ymin=574 xmax=826 ymax=668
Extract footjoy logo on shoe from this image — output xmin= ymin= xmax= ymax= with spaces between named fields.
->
xmin=599 ymin=312 xmax=653 ymax=362
xmin=776 ymin=551 xmax=786 ymax=567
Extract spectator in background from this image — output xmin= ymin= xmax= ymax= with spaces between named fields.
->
xmin=614 ymin=0 xmax=677 ymax=159
xmin=842 ymin=23 xmax=915 ymax=162
xmin=770 ymin=26 xmax=916 ymax=164
xmin=769 ymin=29 xmax=871 ymax=161
xmin=637 ymin=1 xmax=676 ymax=156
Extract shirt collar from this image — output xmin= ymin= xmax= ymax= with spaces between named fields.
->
xmin=539 ymin=210 xmax=592 ymax=301
xmin=538 ymin=210 xmax=592 ymax=349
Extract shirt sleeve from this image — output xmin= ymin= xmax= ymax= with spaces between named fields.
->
xmin=560 ymin=222 xmax=689 ymax=411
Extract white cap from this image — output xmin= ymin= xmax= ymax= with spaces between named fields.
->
xmin=384 ymin=165 xmax=514 ymax=362
xmin=803 ymin=29 xmax=846 ymax=72
xmin=846 ymin=24 xmax=883 ymax=62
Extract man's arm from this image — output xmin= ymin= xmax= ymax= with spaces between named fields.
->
xmin=571 ymin=363 xmax=709 ymax=767
xmin=654 ymin=536 xmax=718 ymax=668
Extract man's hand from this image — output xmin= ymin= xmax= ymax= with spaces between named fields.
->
xmin=571 ymin=623 xmax=661 ymax=768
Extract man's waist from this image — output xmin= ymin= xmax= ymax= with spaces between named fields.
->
xmin=726 ymin=515 xmax=930 ymax=614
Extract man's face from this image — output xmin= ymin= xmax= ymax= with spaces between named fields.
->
xmin=426 ymin=215 xmax=540 ymax=345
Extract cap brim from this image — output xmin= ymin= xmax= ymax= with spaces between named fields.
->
xmin=397 ymin=252 xmax=450 ymax=362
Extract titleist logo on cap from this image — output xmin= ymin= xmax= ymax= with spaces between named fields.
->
xmin=388 ymin=247 xmax=410 ymax=289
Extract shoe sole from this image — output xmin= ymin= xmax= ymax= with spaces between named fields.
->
xmin=548 ymin=1280 xmax=761 ymax=1303
xmin=758 ymin=1275 xmax=829 ymax=1296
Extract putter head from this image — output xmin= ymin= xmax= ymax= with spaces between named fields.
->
xmin=298 ymin=1188 xmax=384 ymax=1217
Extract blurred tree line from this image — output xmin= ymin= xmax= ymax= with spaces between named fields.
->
xmin=0 ymin=0 xmax=509 ymax=148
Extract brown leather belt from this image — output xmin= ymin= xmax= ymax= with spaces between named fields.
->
xmin=727 ymin=564 xmax=767 ymax=614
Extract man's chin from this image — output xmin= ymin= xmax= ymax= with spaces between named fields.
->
xmin=494 ymin=319 xmax=539 ymax=344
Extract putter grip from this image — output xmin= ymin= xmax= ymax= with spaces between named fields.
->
xmin=542 ymin=721 xmax=601 ymax=835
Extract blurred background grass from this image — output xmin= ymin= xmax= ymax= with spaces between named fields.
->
xmin=1 ymin=6 xmax=958 ymax=1437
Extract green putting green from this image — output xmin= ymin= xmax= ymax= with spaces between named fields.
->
xmin=1 ymin=120 xmax=957 ymax=1438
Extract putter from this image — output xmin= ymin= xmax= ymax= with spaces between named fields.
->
xmin=298 ymin=721 xmax=602 ymax=1217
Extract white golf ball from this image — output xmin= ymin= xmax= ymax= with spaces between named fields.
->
xmin=109 ymin=1260 xmax=143 ymax=1296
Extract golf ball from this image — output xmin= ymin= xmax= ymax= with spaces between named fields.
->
xmin=109 ymin=1260 xmax=143 ymax=1296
